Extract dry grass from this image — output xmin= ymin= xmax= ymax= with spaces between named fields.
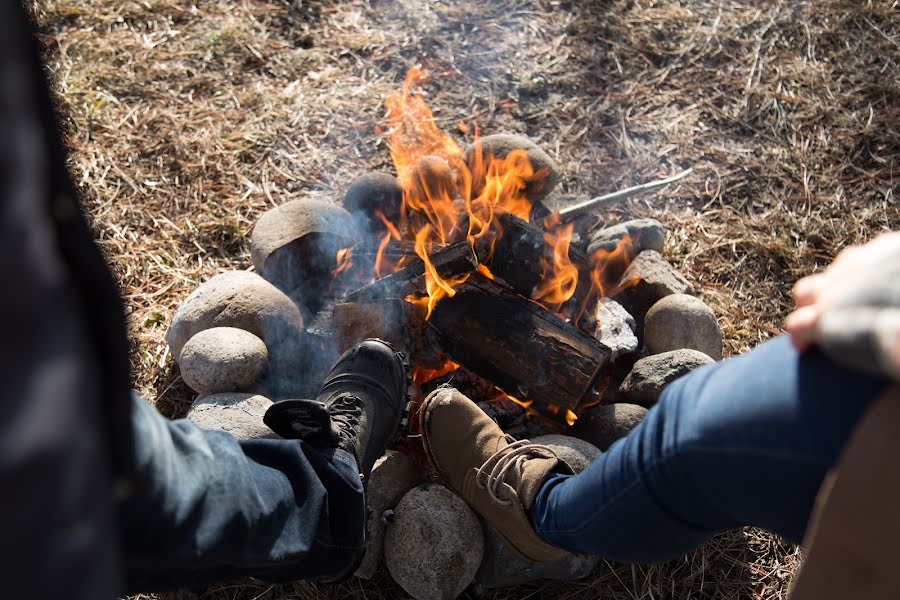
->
xmin=32 ymin=0 xmax=899 ymax=598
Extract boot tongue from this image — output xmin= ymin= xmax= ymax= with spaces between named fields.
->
xmin=511 ymin=455 xmax=561 ymax=511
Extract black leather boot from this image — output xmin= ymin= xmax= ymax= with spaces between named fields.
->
xmin=264 ymin=339 xmax=410 ymax=481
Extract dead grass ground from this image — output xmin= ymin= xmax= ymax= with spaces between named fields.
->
xmin=32 ymin=0 xmax=898 ymax=598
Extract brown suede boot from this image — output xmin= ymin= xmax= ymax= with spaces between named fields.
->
xmin=420 ymin=387 xmax=573 ymax=562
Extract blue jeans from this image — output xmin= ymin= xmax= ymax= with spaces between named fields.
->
xmin=117 ymin=396 xmax=366 ymax=591
xmin=532 ymin=336 xmax=889 ymax=561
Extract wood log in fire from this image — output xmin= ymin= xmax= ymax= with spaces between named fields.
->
xmin=427 ymin=272 xmax=610 ymax=419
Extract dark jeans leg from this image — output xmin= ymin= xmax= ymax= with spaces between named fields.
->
xmin=532 ymin=336 xmax=888 ymax=561
xmin=118 ymin=395 xmax=366 ymax=592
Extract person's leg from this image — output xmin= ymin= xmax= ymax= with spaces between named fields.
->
xmin=532 ymin=336 xmax=889 ymax=561
xmin=118 ymin=394 xmax=366 ymax=592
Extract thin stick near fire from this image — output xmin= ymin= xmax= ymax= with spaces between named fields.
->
xmin=558 ymin=167 xmax=694 ymax=222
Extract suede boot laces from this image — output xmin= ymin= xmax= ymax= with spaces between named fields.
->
xmin=475 ymin=436 xmax=559 ymax=506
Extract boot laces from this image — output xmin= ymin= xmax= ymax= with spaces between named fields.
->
xmin=329 ymin=395 xmax=363 ymax=444
xmin=475 ymin=436 xmax=559 ymax=506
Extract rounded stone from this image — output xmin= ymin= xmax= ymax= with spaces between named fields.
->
xmin=587 ymin=218 xmax=665 ymax=256
xmin=186 ymin=392 xmax=276 ymax=440
xmin=531 ymin=434 xmax=601 ymax=473
xmin=167 ymin=271 xmax=304 ymax=361
xmin=620 ymin=349 xmax=715 ymax=407
xmin=179 ymin=327 xmax=268 ymax=396
xmin=343 ymin=172 xmax=403 ymax=236
xmin=570 ymin=403 xmax=648 ymax=451
xmin=384 ymin=484 xmax=484 ymax=600
xmin=250 ymin=198 xmax=356 ymax=314
xmin=355 ymin=451 xmax=424 ymax=579
xmin=645 ymin=293 xmax=723 ymax=360
xmin=465 ymin=133 xmax=560 ymax=202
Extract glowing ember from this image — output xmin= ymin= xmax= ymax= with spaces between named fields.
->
xmin=565 ymin=409 xmax=578 ymax=427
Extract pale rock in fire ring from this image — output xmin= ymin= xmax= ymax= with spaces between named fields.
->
xmin=612 ymin=250 xmax=695 ymax=336
xmin=644 ymin=293 xmax=723 ymax=360
xmin=587 ymin=218 xmax=665 ymax=256
xmin=355 ymin=450 xmax=424 ymax=579
xmin=465 ymin=133 xmax=560 ymax=202
xmin=179 ymin=327 xmax=268 ymax=396
xmin=570 ymin=403 xmax=649 ymax=451
xmin=475 ymin=434 xmax=600 ymax=588
xmin=620 ymin=349 xmax=715 ymax=408
xmin=384 ymin=484 xmax=484 ymax=600
xmin=594 ymin=297 xmax=639 ymax=360
xmin=186 ymin=392 xmax=278 ymax=441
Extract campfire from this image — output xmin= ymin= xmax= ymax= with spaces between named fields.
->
xmin=168 ymin=67 xmax=722 ymax=595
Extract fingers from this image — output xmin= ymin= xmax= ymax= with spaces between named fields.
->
xmin=785 ymin=305 xmax=820 ymax=352
xmin=792 ymin=273 xmax=826 ymax=308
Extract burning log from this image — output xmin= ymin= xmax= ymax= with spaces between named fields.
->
xmin=333 ymin=298 xmax=420 ymax=353
xmin=428 ymin=272 xmax=611 ymax=421
xmin=346 ymin=241 xmax=478 ymax=303
xmin=478 ymin=213 xmax=590 ymax=298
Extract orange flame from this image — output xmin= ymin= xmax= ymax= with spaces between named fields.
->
xmin=532 ymin=213 xmax=579 ymax=309
xmin=383 ymin=68 xmax=539 ymax=317
xmin=332 ymin=247 xmax=353 ymax=277
xmin=413 ymin=359 xmax=461 ymax=384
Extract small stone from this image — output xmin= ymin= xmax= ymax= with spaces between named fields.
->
xmin=466 ymin=133 xmax=560 ymax=202
xmin=250 ymin=197 xmax=356 ymax=314
xmin=587 ymin=218 xmax=665 ymax=256
xmin=645 ymin=294 xmax=723 ymax=360
xmin=531 ymin=434 xmax=601 ymax=473
xmin=343 ymin=172 xmax=403 ymax=237
xmin=593 ymin=298 xmax=639 ymax=360
xmin=167 ymin=271 xmax=303 ymax=360
xmin=620 ymin=349 xmax=715 ymax=407
xmin=186 ymin=393 xmax=276 ymax=440
xmin=613 ymin=250 xmax=694 ymax=335
xmin=384 ymin=484 xmax=484 ymax=600
xmin=476 ymin=434 xmax=600 ymax=588
xmin=570 ymin=404 xmax=648 ymax=451
xmin=179 ymin=327 xmax=268 ymax=396
xmin=355 ymin=451 xmax=424 ymax=579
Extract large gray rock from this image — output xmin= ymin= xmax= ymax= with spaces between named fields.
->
xmin=645 ymin=294 xmax=723 ymax=360
xmin=593 ymin=298 xmax=639 ymax=360
xmin=384 ymin=484 xmax=484 ymax=600
xmin=167 ymin=271 xmax=304 ymax=360
xmin=613 ymin=250 xmax=694 ymax=334
xmin=465 ymin=133 xmax=560 ymax=202
xmin=186 ymin=393 xmax=277 ymax=440
xmin=250 ymin=198 xmax=356 ymax=315
xmin=342 ymin=172 xmax=403 ymax=237
xmin=587 ymin=218 xmax=665 ymax=256
xmin=355 ymin=451 xmax=424 ymax=579
xmin=620 ymin=349 xmax=715 ymax=407
xmin=167 ymin=271 xmax=311 ymax=399
xmin=179 ymin=327 xmax=268 ymax=396
xmin=570 ymin=403 xmax=648 ymax=451
xmin=476 ymin=434 xmax=600 ymax=588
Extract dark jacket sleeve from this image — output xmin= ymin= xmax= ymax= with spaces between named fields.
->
xmin=0 ymin=2 xmax=134 ymax=597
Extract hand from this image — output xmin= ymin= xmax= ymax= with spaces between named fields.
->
xmin=785 ymin=232 xmax=900 ymax=377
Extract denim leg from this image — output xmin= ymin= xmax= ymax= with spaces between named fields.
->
xmin=118 ymin=395 xmax=365 ymax=592
xmin=532 ymin=336 xmax=888 ymax=562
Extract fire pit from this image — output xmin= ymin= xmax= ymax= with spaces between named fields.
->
xmin=167 ymin=69 xmax=722 ymax=597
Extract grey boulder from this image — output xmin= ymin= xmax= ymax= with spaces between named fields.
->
xmin=186 ymin=393 xmax=277 ymax=440
xmin=355 ymin=451 xmax=424 ymax=579
xmin=465 ymin=133 xmax=560 ymax=202
xmin=620 ymin=349 xmax=715 ymax=407
xmin=384 ymin=484 xmax=484 ymax=600
xmin=613 ymin=250 xmax=694 ymax=334
xmin=476 ymin=434 xmax=600 ymax=588
xmin=587 ymin=218 xmax=665 ymax=256
xmin=570 ymin=403 xmax=648 ymax=451
xmin=593 ymin=298 xmax=639 ymax=360
xmin=179 ymin=327 xmax=268 ymax=396
xmin=342 ymin=172 xmax=403 ymax=237
xmin=645 ymin=293 xmax=723 ymax=360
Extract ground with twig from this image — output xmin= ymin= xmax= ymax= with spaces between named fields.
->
xmin=33 ymin=0 xmax=898 ymax=598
